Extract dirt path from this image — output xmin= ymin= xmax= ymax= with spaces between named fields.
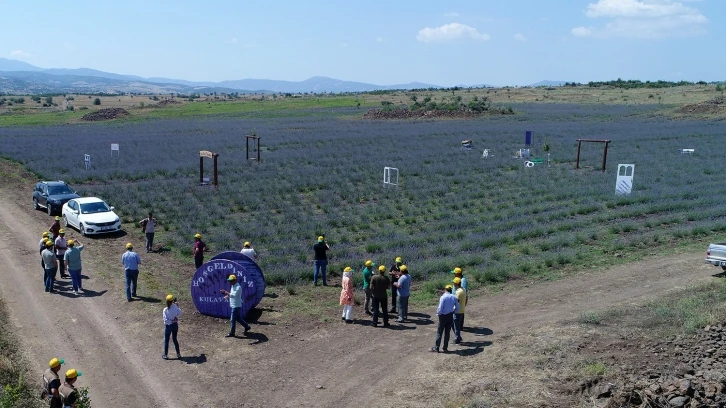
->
xmin=0 ymin=172 xmax=718 ymax=407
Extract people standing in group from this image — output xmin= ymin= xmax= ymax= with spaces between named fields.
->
xmin=370 ymin=265 xmax=391 ymax=327
xmin=340 ymin=266 xmax=354 ymax=323
xmin=451 ymin=267 xmax=469 ymax=295
xmin=40 ymin=232 xmax=50 ymax=266
xmin=452 ymin=277 xmax=467 ymax=344
xmin=312 ymin=235 xmax=330 ymax=286
xmin=139 ymin=212 xmax=157 ymax=253
xmin=58 ymin=369 xmax=82 ymax=407
xmin=220 ymin=274 xmax=251 ymax=337
xmin=193 ymin=233 xmax=207 ymax=269
xmin=431 ymin=284 xmax=459 ymax=353
xmin=55 ymin=230 xmax=69 ymax=279
xmin=121 ymin=243 xmax=141 ymax=302
xmin=394 ymin=265 xmax=411 ymax=322
xmin=49 ymin=216 xmax=61 ymax=240
xmin=63 ymin=239 xmax=84 ymax=295
xmin=362 ymin=260 xmax=374 ymax=315
xmin=162 ymin=294 xmax=182 ymax=360
xmin=389 ymin=256 xmax=403 ymax=313
xmin=240 ymin=241 xmax=258 ymax=261
xmin=42 ymin=357 xmax=63 ymax=407
xmin=42 ymin=240 xmax=58 ymax=293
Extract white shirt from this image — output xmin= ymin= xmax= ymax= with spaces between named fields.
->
xmin=144 ymin=218 xmax=156 ymax=233
xmin=54 ymin=237 xmax=67 ymax=256
xmin=163 ymin=304 xmax=182 ymax=326
xmin=240 ymin=247 xmax=257 ymax=260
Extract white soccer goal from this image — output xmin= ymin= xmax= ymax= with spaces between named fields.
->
xmin=383 ymin=167 xmax=399 ymax=186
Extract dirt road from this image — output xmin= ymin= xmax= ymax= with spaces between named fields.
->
xmin=0 ymin=173 xmax=718 ymax=407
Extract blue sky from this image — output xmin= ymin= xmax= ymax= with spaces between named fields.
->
xmin=1 ymin=0 xmax=722 ymax=86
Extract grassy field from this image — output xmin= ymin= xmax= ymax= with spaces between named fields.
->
xmin=0 ymin=300 xmax=43 ymax=408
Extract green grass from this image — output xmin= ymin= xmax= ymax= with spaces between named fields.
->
xmin=0 ymin=300 xmax=44 ymax=408
xmin=582 ymin=361 xmax=607 ymax=376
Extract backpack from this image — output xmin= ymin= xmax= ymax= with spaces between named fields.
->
xmin=140 ymin=218 xmax=148 ymax=231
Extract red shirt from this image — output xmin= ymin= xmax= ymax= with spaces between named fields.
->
xmin=49 ymin=222 xmax=61 ymax=236
xmin=193 ymin=240 xmax=206 ymax=258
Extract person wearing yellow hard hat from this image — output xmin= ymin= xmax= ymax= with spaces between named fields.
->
xmin=220 ymin=274 xmax=251 ymax=337
xmin=58 ymin=368 xmax=82 ymax=407
xmin=450 ymin=267 xmax=469 ymax=295
xmin=431 ymin=284 xmax=459 ymax=353
xmin=312 ymin=235 xmax=330 ymax=286
xmin=340 ymin=266 xmax=355 ymax=323
xmin=162 ymin=294 xmax=182 ymax=360
xmin=55 ymin=229 xmax=70 ymax=279
xmin=139 ymin=212 xmax=157 ymax=253
xmin=42 ymin=239 xmax=58 ymax=293
xmin=193 ymin=233 xmax=207 ymax=269
xmin=452 ymin=277 xmax=467 ymax=344
xmin=393 ymin=265 xmax=411 ymax=322
xmin=49 ymin=216 xmax=61 ymax=240
xmin=42 ymin=357 xmax=64 ymax=406
xmin=64 ymin=239 xmax=84 ymax=295
xmin=362 ymin=260 xmax=376 ymax=315
xmin=240 ymin=241 xmax=259 ymax=261
xmin=388 ymin=256 xmax=404 ymax=313
xmin=370 ymin=265 xmax=391 ymax=327
xmin=40 ymin=231 xmax=51 ymax=255
xmin=121 ymin=243 xmax=142 ymax=301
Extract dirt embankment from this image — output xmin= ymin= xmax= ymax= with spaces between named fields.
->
xmin=81 ymin=108 xmax=130 ymax=121
xmin=677 ymin=96 xmax=726 ymax=114
xmin=363 ymin=107 xmax=513 ymax=119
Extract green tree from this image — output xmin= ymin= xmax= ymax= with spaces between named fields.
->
xmin=93 ymin=98 xmax=101 ymax=105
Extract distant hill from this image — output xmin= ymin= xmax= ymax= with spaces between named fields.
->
xmin=529 ymin=80 xmax=567 ymax=87
xmin=0 ymin=58 xmax=443 ymax=94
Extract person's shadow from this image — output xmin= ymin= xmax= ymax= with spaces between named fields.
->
xmin=246 ymin=309 xmax=276 ymax=326
xmin=55 ymin=289 xmax=107 ymax=298
xmin=180 ymin=354 xmax=207 ymax=365
xmin=246 ymin=332 xmax=268 ymax=345
xmin=452 ymin=340 xmax=492 ymax=356
xmin=406 ymin=312 xmax=434 ymax=326
xmin=462 ymin=327 xmax=494 ymax=336
xmin=133 ymin=295 xmax=161 ymax=303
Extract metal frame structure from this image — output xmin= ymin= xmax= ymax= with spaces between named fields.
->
xmin=111 ymin=143 xmax=120 ymax=157
xmin=199 ymin=150 xmax=219 ymax=186
xmin=383 ymin=167 xmax=399 ymax=186
xmin=246 ymin=135 xmax=261 ymax=162
xmin=84 ymin=154 xmax=91 ymax=170
xmin=575 ymin=139 xmax=611 ymax=172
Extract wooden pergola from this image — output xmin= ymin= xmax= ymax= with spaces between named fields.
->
xmin=575 ymin=139 xmax=611 ymax=172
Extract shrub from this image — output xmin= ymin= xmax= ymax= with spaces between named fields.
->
xmin=93 ymin=98 xmax=101 ymax=105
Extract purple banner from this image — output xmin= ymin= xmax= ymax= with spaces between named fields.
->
xmin=190 ymin=257 xmax=265 ymax=319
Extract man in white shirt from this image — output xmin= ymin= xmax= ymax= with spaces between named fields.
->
xmin=240 ymin=241 xmax=258 ymax=261
xmin=54 ymin=230 xmax=69 ymax=279
xmin=220 ymin=275 xmax=251 ymax=337
xmin=140 ymin=212 xmax=157 ymax=253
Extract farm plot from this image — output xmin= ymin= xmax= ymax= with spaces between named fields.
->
xmin=1 ymin=104 xmax=725 ymax=287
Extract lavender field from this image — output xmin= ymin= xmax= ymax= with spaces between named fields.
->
xmin=2 ymin=104 xmax=726 ymax=287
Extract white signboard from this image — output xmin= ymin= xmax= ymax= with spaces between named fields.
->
xmin=111 ymin=143 xmax=119 ymax=157
xmin=615 ymin=164 xmax=634 ymax=195
xmin=383 ymin=167 xmax=399 ymax=186
xmin=84 ymin=154 xmax=92 ymax=170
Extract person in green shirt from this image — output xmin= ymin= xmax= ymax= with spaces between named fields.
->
xmin=362 ymin=260 xmax=375 ymax=315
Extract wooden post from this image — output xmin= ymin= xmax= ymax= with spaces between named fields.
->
xmin=576 ymin=140 xmax=582 ymax=170
xmin=199 ymin=156 xmax=204 ymax=184
xmin=602 ymin=141 xmax=610 ymax=172
xmin=213 ymin=154 xmax=218 ymax=186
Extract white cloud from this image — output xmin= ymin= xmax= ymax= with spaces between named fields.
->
xmin=443 ymin=12 xmax=460 ymax=18
xmin=572 ymin=26 xmax=593 ymax=37
xmin=416 ymin=23 xmax=490 ymax=43
xmin=574 ymin=0 xmax=708 ymax=38
xmin=513 ymin=33 xmax=527 ymax=42
xmin=9 ymin=50 xmax=31 ymax=59
xmin=376 ymin=37 xmax=384 ymax=42
xmin=228 ymin=37 xmax=238 ymax=44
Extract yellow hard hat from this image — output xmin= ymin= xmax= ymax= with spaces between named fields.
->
xmin=58 ymin=229 xmax=65 ymax=234
xmin=42 ymin=232 xmax=49 ymax=237
xmin=49 ymin=358 xmax=64 ymax=368
xmin=378 ymin=265 xmax=386 ymax=272
xmin=445 ymin=284 xmax=453 ymax=290
xmin=65 ymin=369 xmax=82 ymax=379
xmin=194 ymin=233 xmax=202 ymax=239
xmin=395 ymin=257 xmax=402 ymax=263
xmin=54 ymin=216 xmax=60 ymax=221
xmin=125 ymin=243 xmax=133 ymax=249
xmin=244 ymin=241 xmax=250 ymax=248
xmin=453 ymin=277 xmax=462 ymax=285
xmin=452 ymin=267 xmax=463 ymax=276
xmin=317 ymin=236 xmax=324 ymax=242
xmin=227 ymin=274 xmax=237 ymax=281
xmin=165 ymin=294 xmax=174 ymax=302
xmin=344 ymin=266 xmax=353 ymax=272
xmin=364 ymin=260 xmax=372 ymax=267
xmin=67 ymin=239 xmax=75 ymax=246
xmin=45 ymin=240 xmax=53 ymax=247
xmin=400 ymin=265 xmax=408 ymax=272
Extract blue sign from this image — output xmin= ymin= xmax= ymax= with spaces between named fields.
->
xmin=525 ymin=131 xmax=533 ymax=146
xmin=190 ymin=255 xmax=265 ymax=319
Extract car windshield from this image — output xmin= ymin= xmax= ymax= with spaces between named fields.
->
xmin=49 ymin=185 xmax=73 ymax=195
xmin=80 ymin=202 xmax=110 ymax=214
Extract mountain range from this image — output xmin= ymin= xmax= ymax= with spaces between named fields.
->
xmin=0 ymin=58 xmax=562 ymax=95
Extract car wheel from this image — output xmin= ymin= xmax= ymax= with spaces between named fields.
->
xmin=33 ymin=198 xmax=39 ymax=210
xmin=721 ymin=266 xmax=726 ymax=271
xmin=47 ymin=204 xmax=53 ymax=216
xmin=63 ymin=216 xmax=69 ymax=228
xmin=80 ymin=223 xmax=87 ymax=237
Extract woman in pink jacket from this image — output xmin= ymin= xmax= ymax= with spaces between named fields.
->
xmin=340 ymin=266 xmax=354 ymax=323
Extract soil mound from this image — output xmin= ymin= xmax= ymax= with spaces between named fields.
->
xmin=156 ymin=99 xmax=181 ymax=107
xmin=81 ymin=108 xmax=130 ymax=121
xmin=677 ymin=96 xmax=726 ymax=114
xmin=363 ymin=107 xmax=513 ymax=119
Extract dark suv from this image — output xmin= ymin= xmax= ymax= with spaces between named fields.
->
xmin=33 ymin=181 xmax=80 ymax=215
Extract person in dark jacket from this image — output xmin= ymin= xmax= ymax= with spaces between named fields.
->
xmin=370 ymin=265 xmax=391 ymax=327
xmin=312 ymin=235 xmax=330 ymax=286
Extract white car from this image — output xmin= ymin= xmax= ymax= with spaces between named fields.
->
xmin=62 ymin=197 xmax=122 ymax=236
